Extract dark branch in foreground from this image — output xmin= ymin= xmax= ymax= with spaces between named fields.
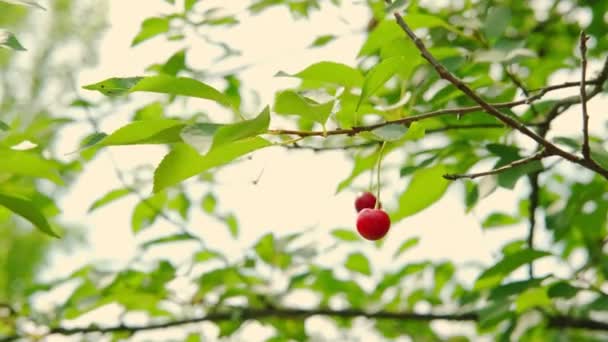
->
xmin=2 ymin=308 xmax=608 ymax=341
xmin=527 ymin=171 xmax=540 ymax=278
xmin=443 ymin=150 xmax=550 ymax=180
xmin=579 ymin=31 xmax=591 ymax=159
xmin=392 ymin=12 xmax=608 ymax=180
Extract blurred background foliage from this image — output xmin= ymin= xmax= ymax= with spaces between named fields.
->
xmin=1 ymin=0 xmax=608 ymax=341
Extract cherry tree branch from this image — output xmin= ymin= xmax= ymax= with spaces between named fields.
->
xmin=443 ymin=150 xmax=550 ymax=180
xmin=579 ymin=31 xmax=591 ymax=159
xmin=267 ymin=79 xmax=594 ymax=139
xmin=3 ymin=307 xmax=608 ymax=341
xmin=392 ymin=12 xmax=608 ymax=180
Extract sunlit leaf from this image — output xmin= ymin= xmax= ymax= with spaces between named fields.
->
xmin=141 ymin=233 xmax=198 ymax=249
xmin=210 ymin=107 xmax=270 ymax=151
xmin=0 ymin=148 xmax=62 ymax=184
xmin=393 ymin=237 xmax=420 ymax=257
xmin=99 ymin=119 xmax=186 ymax=146
xmin=83 ymin=75 xmax=231 ymax=106
xmin=345 ymin=252 xmax=371 ymax=276
xmin=482 ymin=212 xmax=521 ymax=229
xmin=276 ymin=61 xmax=363 ymax=87
xmin=153 ymin=138 xmax=271 ymax=192
xmin=274 ymin=90 xmax=334 ymax=124
xmin=309 ymin=34 xmax=335 ymax=47
xmin=357 ymin=56 xmax=409 ymax=110
xmin=0 ymin=193 xmax=58 ymax=237
xmin=88 ymin=188 xmax=131 ymax=213
xmin=331 ymin=229 xmax=360 ymax=242
xmin=132 ymin=17 xmax=170 ymax=46
xmin=474 ymin=250 xmax=551 ymax=290
xmin=391 ymin=164 xmax=451 ymax=221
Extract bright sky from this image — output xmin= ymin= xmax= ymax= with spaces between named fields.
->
xmin=38 ymin=1 xmax=608 ymax=340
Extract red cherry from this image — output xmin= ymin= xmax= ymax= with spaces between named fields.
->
xmin=355 ymin=192 xmax=377 ymax=212
xmin=356 ymin=208 xmax=391 ymax=240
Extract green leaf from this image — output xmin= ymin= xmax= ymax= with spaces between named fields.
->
xmin=131 ymin=75 xmax=232 ymax=106
xmin=276 ymin=61 xmax=364 ymax=88
xmin=0 ymin=193 xmax=58 ymax=237
xmin=403 ymin=12 xmax=464 ymax=35
xmin=131 ymin=17 xmax=170 ymax=46
xmin=0 ymin=0 xmax=45 ymax=10
xmin=393 ymin=237 xmax=420 ymax=257
xmin=0 ymin=148 xmax=62 ymax=184
xmin=180 ymin=122 xmax=224 ymax=153
xmin=359 ymin=20 xmax=402 ymax=56
xmin=484 ymin=7 xmax=511 ymax=41
xmin=82 ymin=77 xmax=144 ymax=96
xmin=515 ymin=287 xmax=551 ymax=313
xmin=474 ymin=249 xmax=552 ymax=290
xmin=84 ymin=75 xmax=231 ymax=106
xmin=0 ymin=120 xmax=10 ymax=131
xmin=210 ymin=107 xmax=270 ymax=151
xmin=168 ymin=192 xmax=190 ymax=219
xmin=100 ymin=120 xmax=186 ymax=146
xmin=547 ymin=281 xmax=580 ymax=299
xmin=331 ymin=229 xmax=360 ymax=242
xmin=392 ymin=164 xmax=450 ymax=221
xmin=358 ymin=56 xmax=409 ymax=110
xmin=482 ymin=212 xmax=521 ymax=229
xmin=345 ymin=252 xmax=371 ymax=276
xmin=153 ymin=138 xmax=271 ymax=192
xmin=131 ymin=192 xmax=167 ymax=233
xmin=224 ymin=214 xmax=238 ymax=238
xmin=274 ymin=90 xmax=334 ymax=125
xmin=0 ymin=30 xmax=26 ymax=51
xmin=185 ymin=0 xmax=198 ymax=11
xmin=201 ymin=193 xmax=216 ymax=213
xmin=489 ymin=278 xmax=545 ymax=301
xmin=370 ymin=124 xmax=408 ymax=141
xmin=80 ymin=132 xmax=108 ymax=149
xmin=309 ymin=34 xmax=336 ymax=48
xmin=497 ymin=160 xmax=543 ymax=189
xmin=133 ymin=102 xmax=165 ymax=120
xmin=194 ymin=250 xmax=221 ymax=263
xmin=141 ymin=233 xmax=198 ymax=249
xmin=88 ymin=188 xmax=131 ymax=212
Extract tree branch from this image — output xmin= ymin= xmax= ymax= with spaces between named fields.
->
xmin=3 ymin=307 xmax=608 ymax=341
xmin=538 ymin=55 xmax=608 ymax=137
xmin=267 ymin=78 xmax=592 ymax=139
xmin=579 ymin=31 xmax=591 ymax=159
xmin=392 ymin=12 xmax=608 ymax=180
xmin=527 ymin=171 xmax=540 ymax=278
xmin=443 ymin=150 xmax=550 ymax=180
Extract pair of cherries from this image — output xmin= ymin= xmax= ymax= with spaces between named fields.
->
xmin=355 ymin=192 xmax=391 ymax=240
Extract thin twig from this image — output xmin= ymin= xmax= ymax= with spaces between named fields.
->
xmin=282 ymin=123 xmax=513 ymax=152
xmin=392 ymin=12 xmax=608 ymax=180
xmin=527 ymin=171 xmax=540 ymax=278
xmin=539 ymin=56 xmax=608 ymax=137
xmin=267 ymin=79 xmax=591 ymax=138
xmin=443 ymin=150 xmax=549 ymax=180
xmin=579 ymin=31 xmax=591 ymax=159
xmin=3 ymin=307 xmax=608 ymax=341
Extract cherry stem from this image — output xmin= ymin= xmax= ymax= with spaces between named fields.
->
xmin=375 ymin=142 xmax=387 ymax=209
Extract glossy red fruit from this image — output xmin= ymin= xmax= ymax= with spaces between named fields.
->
xmin=355 ymin=192 xmax=377 ymax=212
xmin=356 ymin=208 xmax=391 ymax=240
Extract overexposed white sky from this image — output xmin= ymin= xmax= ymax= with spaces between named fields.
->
xmin=37 ymin=0 xmax=608 ymax=340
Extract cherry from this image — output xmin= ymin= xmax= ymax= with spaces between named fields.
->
xmin=356 ymin=208 xmax=391 ymax=240
xmin=355 ymin=192 xmax=377 ymax=212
